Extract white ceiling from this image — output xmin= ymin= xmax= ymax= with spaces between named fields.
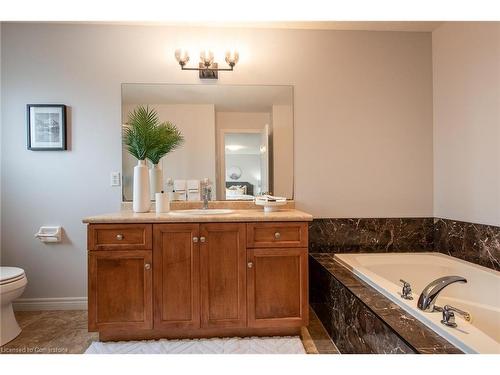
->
xmin=122 ymin=84 xmax=293 ymax=112
xmin=41 ymin=21 xmax=444 ymax=32
xmin=153 ymin=21 xmax=445 ymax=32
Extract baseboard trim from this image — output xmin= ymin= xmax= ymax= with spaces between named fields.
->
xmin=13 ymin=297 xmax=87 ymax=311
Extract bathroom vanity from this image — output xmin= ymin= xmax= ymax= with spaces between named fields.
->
xmin=83 ymin=209 xmax=312 ymax=341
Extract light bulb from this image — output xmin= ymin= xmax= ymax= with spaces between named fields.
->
xmin=200 ymin=50 xmax=214 ymax=67
xmin=225 ymin=50 xmax=239 ymax=67
xmin=175 ymin=49 xmax=190 ymax=65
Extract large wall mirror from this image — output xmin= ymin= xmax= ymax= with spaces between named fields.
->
xmin=122 ymin=84 xmax=294 ymax=201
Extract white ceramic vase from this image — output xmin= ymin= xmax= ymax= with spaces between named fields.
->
xmin=149 ymin=164 xmax=164 ymax=200
xmin=133 ymin=160 xmax=151 ymax=213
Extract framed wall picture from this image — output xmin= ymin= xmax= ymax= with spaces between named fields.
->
xmin=27 ymin=104 xmax=67 ymax=151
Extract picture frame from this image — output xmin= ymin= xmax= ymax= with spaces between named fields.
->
xmin=27 ymin=104 xmax=67 ymax=151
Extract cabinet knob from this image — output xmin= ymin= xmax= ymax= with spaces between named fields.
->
xmin=200 ymin=236 xmax=206 ymax=243
xmin=116 ymin=234 xmax=124 ymax=241
xmin=144 ymin=263 xmax=151 ymax=270
xmin=247 ymin=262 xmax=253 ymax=269
xmin=274 ymin=232 xmax=281 ymax=240
xmin=192 ymin=237 xmax=199 ymax=243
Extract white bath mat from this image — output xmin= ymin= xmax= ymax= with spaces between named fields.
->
xmin=85 ymin=336 xmax=305 ymax=354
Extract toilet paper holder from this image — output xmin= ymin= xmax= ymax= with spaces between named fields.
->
xmin=35 ymin=226 xmax=62 ymax=243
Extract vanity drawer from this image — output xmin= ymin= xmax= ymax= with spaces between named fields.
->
xmin=246 ymin=222 xmax=308 ymax=248
xmin=88 ymin=224 xmax=152 ymax=250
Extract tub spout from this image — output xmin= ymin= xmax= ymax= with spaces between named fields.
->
xmin=417 ymin=276 xmax=467 ymax=312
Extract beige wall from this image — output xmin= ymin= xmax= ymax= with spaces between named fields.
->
xmin=1 ymin=23 xmax=433 ymax=299
xmin=433 ymin=22 xmax=500 ymax=226
xmin=216 ymin=112 xmax=270 ymax=131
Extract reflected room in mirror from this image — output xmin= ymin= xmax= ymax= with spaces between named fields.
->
xmin=121 ymin=84 xmax=294 ymax=201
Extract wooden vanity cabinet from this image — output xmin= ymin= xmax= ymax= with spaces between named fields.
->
xmin=87 ymin=221 xmax=308 ymax=340
xmin=246 ymin=223 xmax=308 ymax=328
xmin=247 ymin=247 xmax=308 ymax=328
xmin=200 ymin=223 xmax=247 ymax=328
xmin=88 ymin=250 xmax=153 ymax=331
xmin=153 ymin=224 xmax=200 ymax=330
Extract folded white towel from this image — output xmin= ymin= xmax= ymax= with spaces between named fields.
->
xmin=186 ymin=180 xmax=200 ymax=201
xmin=174 ymin=180 xmax=186 ymax=191
xmin=187 ymin=180 xmax=200 ymax=190
xmin=173 ymin=180 xmax=187 ymax=201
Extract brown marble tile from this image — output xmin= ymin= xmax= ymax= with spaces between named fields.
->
xmin=309 ymin=253 xmax=463 ymax=354
xmin=309 ymin=217 xmax=499 ymax=272
xmin=309 ymin=218 xmax=434 ymax=253
xmin=434 ymin=218 xmax=500 ymax=271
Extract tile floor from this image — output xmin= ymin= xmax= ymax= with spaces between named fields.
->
xmin=0 ymin=307 xmax=338 ymax=354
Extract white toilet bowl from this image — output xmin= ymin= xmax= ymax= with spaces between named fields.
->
xmin=0 ymin=267 xmax=28 ymax=346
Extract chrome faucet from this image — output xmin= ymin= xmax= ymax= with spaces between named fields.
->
xmin=399 ymin=279 xmax=413 ymax=300
xmin=417 ymin=276 xmax=467 ymax=312
xmin=201 ymin=182 xmax=212 ymax=209
xmin=440 ymin=305 xmax=471 ymax=328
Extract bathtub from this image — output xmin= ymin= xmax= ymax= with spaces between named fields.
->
xmin=335 ymin=252 xmax=500 ymax=354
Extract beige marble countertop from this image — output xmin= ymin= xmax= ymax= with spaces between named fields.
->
xmin=82 ymin=209 xmax=313 ymax=224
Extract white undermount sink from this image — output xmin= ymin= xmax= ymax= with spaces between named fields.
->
xmin=169 ymin=209 xmax=234 ymax=215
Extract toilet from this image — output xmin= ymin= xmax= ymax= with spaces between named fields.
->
xmin=0 ymin=267 xmax=28 ymax=346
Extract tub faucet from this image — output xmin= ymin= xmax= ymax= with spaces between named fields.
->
xmin=399 ymin=279 xmax=413 ymax=300
xmin=440 ymin=305 xmax=471 ymax=328
xmin=417 ymin=276 xmax=467 ymax=312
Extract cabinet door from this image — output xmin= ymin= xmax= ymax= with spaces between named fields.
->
xmin=153 ymin=224 xmax=200 ymax=329
xmin=200 ymin=223 xmax=247 ymax=328
xmin=88 ymin=250 xmax=152 ymax=331
xmin=247 ymin=248 xmax=308 ymax=328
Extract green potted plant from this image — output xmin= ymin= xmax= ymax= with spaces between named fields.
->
xmin=147 ymin=119 xmax=184 ymax=200
xmin=123 ymin=105 xmax=184 ymax=212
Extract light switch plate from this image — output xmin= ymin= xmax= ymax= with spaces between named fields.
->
xmin=110 ymin=172 xmax=121 ymax=187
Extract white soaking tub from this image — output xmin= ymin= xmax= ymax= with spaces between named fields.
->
xmin=335 ymin=252 xmax=500 ymax=354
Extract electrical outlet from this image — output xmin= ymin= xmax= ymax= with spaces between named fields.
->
xmin=110 ymin=172 xmax=121 ymax=187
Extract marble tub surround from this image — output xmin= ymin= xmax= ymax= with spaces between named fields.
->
xmin=434 ymin=218 xmax=500 ymax=271
xmin=83 ymin=208 xmax=312 ymax=224
xmin=309 ymin=253 xmax=462 ymax=354
xmin=121 ymin=200 xmax=296 ymax=211
xmin=309 ymin=218 xmax=434 ymax=253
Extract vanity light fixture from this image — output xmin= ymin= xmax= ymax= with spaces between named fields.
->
xmin=175 ymin=49 xmax=239 ymax=79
